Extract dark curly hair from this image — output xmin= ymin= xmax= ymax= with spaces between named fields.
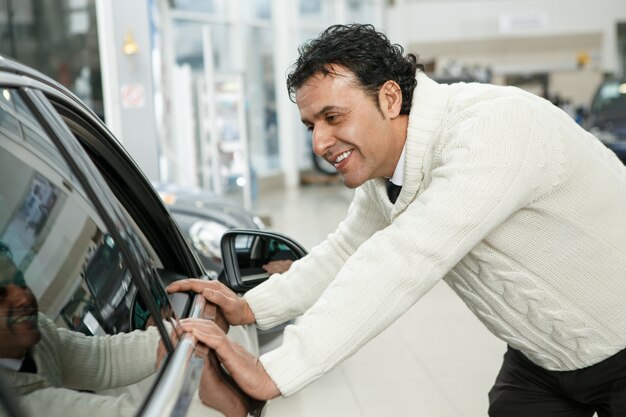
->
xmin=286 ymin=24 xmax=423 ymax=115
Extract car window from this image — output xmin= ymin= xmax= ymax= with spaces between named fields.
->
xmin=591 ymin=80 xmax=626 ymax=114
xmin=0 ymin=87 xmax=144 ymax=333
xmin=0 ymin=87 xmax=167 ymax=416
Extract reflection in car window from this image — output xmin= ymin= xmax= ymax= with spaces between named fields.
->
xmin=0 ymin=88 xmax=164 ymax=416
xmin=0 ymin=88 xmax=76 ymax=183
xmin=0 ymin=88 xmax=136 ymax=334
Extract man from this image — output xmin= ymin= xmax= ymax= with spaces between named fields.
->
xmin=0 ymin=242 xmax=163 ymax=417
xmin=0 ymin=243 xmax=246 ymax=417
xmin=171 ymin=24 xmax=626 ymax=416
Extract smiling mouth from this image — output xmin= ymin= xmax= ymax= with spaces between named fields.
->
xmin=13 ymin=315 xmax=36 ymax=324
xmin=10 ymin=309 xmax=38 ymax=328
xmin=332 ymin=150 xmax=352 ymax=167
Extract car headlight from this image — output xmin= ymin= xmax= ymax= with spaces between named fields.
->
xmin=188 ymin=220 xmax=229 ymax=262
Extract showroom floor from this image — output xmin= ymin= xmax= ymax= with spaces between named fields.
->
xmin=252 ymin=180 xmax=507 ymax=417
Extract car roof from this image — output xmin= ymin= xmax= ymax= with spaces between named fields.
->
xmin=1 ymin=55 xmax=58 ymax=86
xmin=0 ymin=55 xmax=87 ymax=109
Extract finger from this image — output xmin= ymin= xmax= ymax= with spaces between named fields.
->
xmin=202 ymin=288 xmax=236 ymax=312
xmin=178 ymin=318 xmax=229 ymax=339
xmin=192 ymin=329 xmax=232 ymax=357
xmin=177 ymin=319 xmax=217 ymax=337
xmin=166 ymin=279 xmax=226 ymax=294
xmin=165 ymin=278 xmax=208 ymax=293
xmin=179 ymin=317 xmax=221 ymax=329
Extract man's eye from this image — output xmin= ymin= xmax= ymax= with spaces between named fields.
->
xmin=326 ymin=115 xmax=337 ymax=123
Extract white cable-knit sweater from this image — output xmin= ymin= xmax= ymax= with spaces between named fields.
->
xmin=245 ymin=72 xmax=626 ymax=396
xmin=6 ymin=314 xmax=160 ymax=417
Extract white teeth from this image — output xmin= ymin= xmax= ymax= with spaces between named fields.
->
xmin=334 ymin=150 xmax=351 ymax=164
xmin=14 ymin=315 xmax=34 ymax=324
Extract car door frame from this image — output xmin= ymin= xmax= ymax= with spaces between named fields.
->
xmin=0 ymin=69 xmax=208 ymax=417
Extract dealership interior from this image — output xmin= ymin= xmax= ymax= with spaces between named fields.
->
xmin=2 ymin=0 xmax=626 ymax=416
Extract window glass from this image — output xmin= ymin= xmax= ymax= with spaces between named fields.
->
xmin=592 ymin=81 xmax=626 ymax=113
xmin=346 ymin=0 xmax=374 ymax=23
xmin=299 ymin=0 xmax=330 ymax=21
xmin=0 ymin=88 xmax=147 ymax=333
xmin=240 ymin=0 xmax=271 ymax=20
xmin=0 ymin=0 xmax=104 ymax=120
xmin=172 ymin=20 xmax=278 ymax=200
xmin=0 ymin=88 xmax=163 ymax=415
xmin=172 ymin=0 xmax=226 ymax=15
xmin=244 ymin=26 xmax=279 ymax=176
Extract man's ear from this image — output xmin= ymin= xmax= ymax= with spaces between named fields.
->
xmin=379 ymin=80 xmax=403 ymax=118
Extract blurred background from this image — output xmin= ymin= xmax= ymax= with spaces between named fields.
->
xmin=1 ymin=1 xmax=625 ymax=416
xmin=1 ymin=0 xmax=624 ymax=212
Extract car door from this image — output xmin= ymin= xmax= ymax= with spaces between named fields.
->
xmin=0 ymin=65 xmax=263 ymax=416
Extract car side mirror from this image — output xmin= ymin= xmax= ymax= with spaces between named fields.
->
xmin=220 ymin=229 xmax=307 ymax=293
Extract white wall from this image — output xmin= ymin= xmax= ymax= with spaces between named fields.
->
xmin=387 ymin=0 xmax=626 ymax=74
xmin=96 ymin=0 xmax=161 ymax=181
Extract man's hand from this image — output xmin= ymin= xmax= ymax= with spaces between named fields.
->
xmin=156 ymin=325 xmax=181 ymax=368
xmin=178 ymin=318 xmax=280 ymax=401
xmin=196 ymin=348 xmax=248 ymax=417
xmin=262 ymin=260 xmax=293 ymax=275
xmin=166 ymin=279 xmax=255 ymax=326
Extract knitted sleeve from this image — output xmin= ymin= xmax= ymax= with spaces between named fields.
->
xmin=244 ymin=185 xmax=388 ymax=330
xmin=259 ymin=97 xmax=562 ymax=395
xmin=20 ymin=386 xmax=138 ymax=417
xmin=51 ymin=320 xmax=161 ymax=391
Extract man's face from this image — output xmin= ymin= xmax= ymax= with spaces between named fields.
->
xmin=296 ymin=66 xmax=405 ymax=188
xmin=0 ymin=262 xmax=40 ymax=358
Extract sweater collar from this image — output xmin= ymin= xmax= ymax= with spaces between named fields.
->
xmin=379 ymin=72 xmax=451 ymax=216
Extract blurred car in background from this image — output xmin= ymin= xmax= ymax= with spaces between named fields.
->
xmin=153 ymin=183 xmax=266 ymax=274
xmin=586 ymin=78 xmax=626 ymax=162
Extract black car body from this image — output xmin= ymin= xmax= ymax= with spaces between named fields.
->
xmin=0 ymin=56 xmax=265 ymax=417
xmin=586 ymin=78 xmax=626 ymax=162
xmin=153 ymin=182 xmax=265 ymax=274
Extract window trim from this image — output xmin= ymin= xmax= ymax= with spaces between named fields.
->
xmin=18 ymin=87 xmax=175 ymax=346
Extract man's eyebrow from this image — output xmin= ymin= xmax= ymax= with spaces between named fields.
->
xmin=301 ymin=105 xmax=343 ymax=124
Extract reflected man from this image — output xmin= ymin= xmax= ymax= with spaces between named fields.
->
xmin=0 ymin=242 xmax=160 ymax=417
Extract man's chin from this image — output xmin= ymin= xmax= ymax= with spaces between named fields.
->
xmin=342 ymin=177 xmax=365 ymax=189
xmin=16 ymin=328 xmax=41 ymax=350
xmin=341 ymin=174 xmax=365 ymax=189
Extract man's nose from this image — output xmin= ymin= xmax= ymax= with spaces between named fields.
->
xmin=312 ymin=126 xmax=334 ymax=157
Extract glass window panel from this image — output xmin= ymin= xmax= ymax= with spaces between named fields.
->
xmin=243 ymin=26 xmax=279 ymax=176
xmin=0 ymin=89 xmax=164 ymax=416
xmin=172 ymin=0 xmax=226 ymax=15
xmin=174 ymin=21 xmax=232 ymax=73
xmin=0 ymin=88 xmax=77 ymax=191
xmin=240 ymin=0 xmax=271 ymax=20
xmin=299 ymin=0 xmax=330 ymax=22
xmin=346 ymin=0 xmax=374 ymax=23
xmin=0 ymin=0 xmax=104 ymax=120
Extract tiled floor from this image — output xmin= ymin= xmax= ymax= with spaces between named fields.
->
xmin=252 ymin=181 xmax=507 ymax=417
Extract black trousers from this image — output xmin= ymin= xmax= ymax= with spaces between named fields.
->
xmin=489 ymin=346 xmax=626 ymax=417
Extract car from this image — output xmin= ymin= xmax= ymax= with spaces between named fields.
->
xmin=152 ymin=184 xmax=292 ymax=354
xmin=152 ymin=182 xmax=266 ymax=274
xmin=586 ymin=78 xmax=626 ymax=162
xmin=0 ymin=55 xmax=276 ymax=417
